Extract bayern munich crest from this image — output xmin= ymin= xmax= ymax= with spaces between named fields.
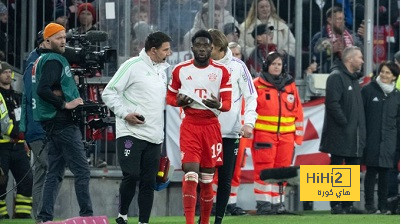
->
xmin=208 ymin=73 xmax=217 ymax=81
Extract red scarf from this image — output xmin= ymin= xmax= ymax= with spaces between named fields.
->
xmin=326 ymin=25 xmax=354 ymax=47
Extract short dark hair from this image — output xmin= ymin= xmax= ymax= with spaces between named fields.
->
xmin=223 ymin=23 xmax=240 ymax=36
xmin=144 ymin=31 xmax=172 ymax=51
xmin=251 ymin=24 xmax=274 ymax=39
xmin=377 ymin=61 xmax=400 ymax=79
xmin=191 ymin=29 xmax=213 ymax=45
xmin=263 ymin=51 xmax=283 ymax=72
xmin=326 ymin=6 xmax=344 ymax=19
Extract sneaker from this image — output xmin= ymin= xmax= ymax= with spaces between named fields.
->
xmin=343 ymin=205 xmax=366 ymax=214
xmin=14 ymin=213 xmax=31 ymax=219
xmin=0 ymin=214 xmax=9 ymax=219
xmin=331 ymin=204 xmax=345 ymax=214
xmin=116 ymin=217 xmax=128 ymax=224
xmin=387 ymin=196 xmax=400 ymax=214
xmin=230 ymin=206 xmax=247 ymax=216
xmin=365 ymin=205 xmax=377 ymax=214
xmin=96 ymin=160 xmax=107 ymax=168
xmin=376 ymin=210 xmax=391 ymax=215
xmin=226 ymin=203 xmax=247 ymax=216
xmin=273 ymin=203 xmax=287 ymax=214
xmin=256 ymin=201 xmax=275 ymax=215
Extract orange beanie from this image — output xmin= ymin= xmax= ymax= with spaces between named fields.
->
xmin=43 ymin=23 xmax=65 ymax=39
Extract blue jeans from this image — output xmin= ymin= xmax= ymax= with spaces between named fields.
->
xmin=37 ymin=125 xmax=93 ymax=222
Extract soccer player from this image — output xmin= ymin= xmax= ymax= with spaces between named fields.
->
xmin=166 ymin=29 xmax=232 ymax=224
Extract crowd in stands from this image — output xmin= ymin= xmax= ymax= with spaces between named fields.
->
xmin=0 ymin=0 xmax=397 ymax=77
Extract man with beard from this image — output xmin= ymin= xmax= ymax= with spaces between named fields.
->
xmin=320 ymin=46 xmax=366 ymax=214
xmin=311 ymin=6 xmax=363 ymax=73
xmin=33 ymin=23 xmax=93 ymax=223
xmin=102 ymin=31 xmax=172 ymax=224
xmin=166 ymin=29 xmax=232 ymax=224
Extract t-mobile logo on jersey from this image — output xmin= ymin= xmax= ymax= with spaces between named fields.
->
xmin=195 ymin=88 xmax=207 ymax=99
xmin=124 ymin=149 xmax=131 ymax=157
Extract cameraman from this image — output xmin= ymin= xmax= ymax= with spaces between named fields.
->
xmin=33 ymin=23 xmax=93 ymax=223
xmin=102 ymin=31 xmax=172 ymax=224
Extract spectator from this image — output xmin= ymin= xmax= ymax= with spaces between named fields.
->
xmin=66 ymin=0 xmax=84 ymax=29
xmin=208 ymin=29 xmax=257 ymax=223
xmin=130 ymin=39 xmax=141 ymax=57
xmin=166 ymin=30 xmax=232 ymax=224
xmin=68 ymin=2 xmax=97 ymax=34
xmin=133 ymin=21 xmax=153 ymax=50
xmin=0 ymin=2 xmax=13 ymax=64
xmin=214 ymin=0 xmax=239 ymax=28
xmin=362 ymin=61 xmax=400 ymax=214
xmin=0 ymin=61 xmax=33 ymax=219
xmin=223 ymin=23 xmax=240 ymax=44
xmin=239 ymin=0 xmax=295 ymax=58
xmin=182 ymin=3 xmax=237 ymax=50
xmin=252 ymin=52 xmax=303 ymax=214
xmin=311 ymin=6 xmax=363 ymax=73
xmin=228 ymin=41 xmax=243 ymax=60
xmin=245 ymin=24 xmax=276 ymax=77
xmin=302 ymin=52 xmax=318 ymax=78
xmin=319 ymin=46 xmax=365 ymax=214
xmin=54 ymin=6 xmax=70 ymax=28
xmin=159 ymin=0 xmax=201 ymax=50
xmin=357 ymin=4 xmax=397 ymax=66
xmin=34 ymin=23 xmax=93 ymax=223
xmin=102 ymin=31 xmax=172 ymax=224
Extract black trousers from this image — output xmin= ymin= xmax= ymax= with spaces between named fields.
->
xmin=329 ymin=155 xmax=360 ymax=208
xmin=364 ymin=166 xmax=389 ymax=210
xmin=215 ymin=138 xmax=239 ymax=222
xmin=117 ymin=136 xmax=161 ymax=223
xmin=0 ymin=143 xmax=33 ymax=200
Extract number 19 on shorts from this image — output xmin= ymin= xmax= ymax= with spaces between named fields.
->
xmin=211 ymin=143 xmax=222 ymax=158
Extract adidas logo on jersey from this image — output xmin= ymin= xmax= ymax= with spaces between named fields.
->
xmin=186 ymin=76 xmax=193 ymax=80
xmin=217 ymin=157 xmax=222 ymax=162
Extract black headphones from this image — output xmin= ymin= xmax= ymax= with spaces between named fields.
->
xmin=262 ymin=51 xmax=282 ymax=72
xmin=262 ymin=59 xmax=268 ymax=72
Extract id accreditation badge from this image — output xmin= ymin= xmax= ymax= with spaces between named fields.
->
xmin=14 ymin=107 xmax=21 ymax=121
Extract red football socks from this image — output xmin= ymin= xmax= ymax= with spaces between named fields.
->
xmin=199 ymin=182 xmax=214 ymax=224
xmin=182 ymin=172 xmax=198 ymax=224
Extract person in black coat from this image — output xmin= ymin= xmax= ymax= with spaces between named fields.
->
xmin=319 ymin=46 xmax=366 ymax=214
xmin=362 ymin=61 xmax=400 ymax=214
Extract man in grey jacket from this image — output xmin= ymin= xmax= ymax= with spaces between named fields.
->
xmin=102 ymin=31 xmax=172 ymax=224
xmin=319 ymin=46 xmax=366 ymax=214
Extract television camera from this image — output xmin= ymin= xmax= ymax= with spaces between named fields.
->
xmin=64 ymin=30 xmax=117 ymax=73
xmin=63 ymin=31 xmax=116 ymax=151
